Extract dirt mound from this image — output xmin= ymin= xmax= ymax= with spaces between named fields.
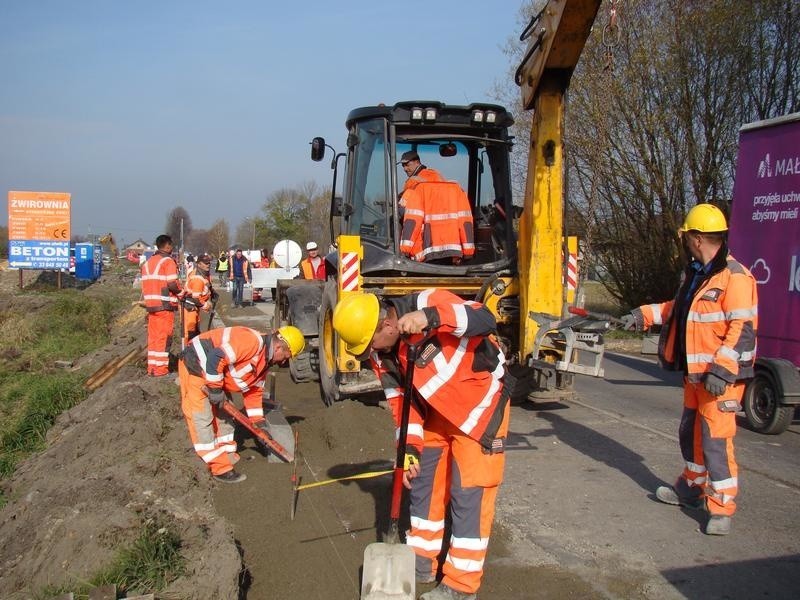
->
xmin=0 ymin=314 xmax=241 ymax=599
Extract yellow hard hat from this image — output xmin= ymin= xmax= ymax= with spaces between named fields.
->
xmin=332 ymin=293 xmax=380 ymax=357
xmin=276 ymin=325 xmax=305 ymax=357
xmin=679 ymin=204 xmax=728 ymax=233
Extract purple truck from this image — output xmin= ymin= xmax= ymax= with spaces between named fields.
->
xmin=729 ymin=112 xmax=800 ymax=434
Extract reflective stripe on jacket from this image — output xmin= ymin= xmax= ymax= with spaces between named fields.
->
xmin=400 ymin=181 xmax=475 ymax=262
xmin=368 ymin=289 xmax=509 ymax=453
xmin=182 ymin=326 xmax=268 ymax=394
xmin=141 ymin=253 xmax=180 ymax=312
xmin=633 ymin=253 xmax=758 ymax=383
xmin=402 ymin=167 xmax=443 ymax=194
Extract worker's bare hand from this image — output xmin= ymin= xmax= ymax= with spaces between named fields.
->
xmin=397 ymin=310 xmax=428 ymax=335
xmin=403 ymin=462 xmax=421 ymax=489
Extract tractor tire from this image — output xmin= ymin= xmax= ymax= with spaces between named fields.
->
xmin=289 ymin=350 xmax=317 ymax=383
xmin=318 ymin=280 xmax=340 ymax=407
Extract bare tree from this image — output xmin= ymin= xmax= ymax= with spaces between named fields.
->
xmin=207 ymin=219 xmax=230 ymax=254
xmin=500 ymin=0 xmax=799 ymax=309
xmin=165 ymin=206 xmax=192 ymax=246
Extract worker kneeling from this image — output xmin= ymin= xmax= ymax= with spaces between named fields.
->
xmin=333 ymin=290 xmax=511 ymax=599
xmin=178 ymin=325 xmax=305 ymax=483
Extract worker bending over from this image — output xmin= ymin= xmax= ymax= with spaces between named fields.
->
xmin=333 ymin=289 xmax=511 ymax=600
xmin=623 ymin=204 xmax=758 ymax=536
xmin=178 ymin=325 xmax=305 ymax=482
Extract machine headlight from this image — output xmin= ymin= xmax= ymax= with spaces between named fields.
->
xmin=411 ymin=107 xmax=424 ymax=121
xmin=424 ymin=107 xmax=437 ymax=121
xmin=472 ymin=110 xmax=485 ymax=123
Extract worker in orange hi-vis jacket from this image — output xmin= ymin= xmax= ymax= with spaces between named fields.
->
xmin=178 ymin=325 xmax=305 ymax=483
xmin=299 ymin=241 xmax=326 ymax=280
xmin=333 ymin=289 xmax=512 ymax=600
xmin=400 ymin=180 xmax=475 ymax=265
xmin=623 ymin=204 xmax=758 ymax=537
xmin=182 ymin=254 xmax=217 ymax=345
xmin=140 ymin=234 xmax=183 ymax=377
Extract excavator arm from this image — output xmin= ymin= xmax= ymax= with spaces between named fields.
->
xmin=516 ymin=0 xmax=601 ymax=363
xmin=97 ymin=234 xmax=119 ymax=262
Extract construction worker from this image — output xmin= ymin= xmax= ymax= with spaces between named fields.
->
xmin=400 ymin=180 xmax=475 ymax=264
xmin=299 ymin=242 xmax=326 ymax=280
xmin=182 ymin=254 xmax=217 ymax=345
xmin=332 ymin=289 xmax=511 ymax=600
xmin=178 ymin=325 xmax=305 ymax=483
xmin=399 ymin=150 xmax=443 ymax=195
xmin=141 ymin=234 xmax=182 ymax=377
xmin=229 ymin=248 xmax=250 ymax=308
xmin=622 ymin=203 xmax=758 ymax=536
xmin=215 ymin=251 xmax=229 ymax=286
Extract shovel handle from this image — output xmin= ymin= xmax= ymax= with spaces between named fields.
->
xmin=390 ymin=330 xmax=433 ymax=521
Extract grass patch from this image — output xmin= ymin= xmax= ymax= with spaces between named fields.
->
xmin=0 ymin=289 xmax=127 ymax=506
xmin=35 ymin=518 xmax=186 ymax=600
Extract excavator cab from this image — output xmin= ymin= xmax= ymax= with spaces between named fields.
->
xmin=313 ymin=102 xmax=517 ymax=276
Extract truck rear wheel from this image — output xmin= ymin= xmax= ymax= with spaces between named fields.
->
xmin=743 ymin=370 xmax=794 ymax=434
xmin=318 ymin=280 xmax=339 ymax=406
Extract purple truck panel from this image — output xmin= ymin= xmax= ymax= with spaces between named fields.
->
xmin=728 ymin=113 xmax=800 ymax=366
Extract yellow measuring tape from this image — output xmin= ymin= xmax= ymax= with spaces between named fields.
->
xmin=295 ymin=469 xmax=393 ymax=491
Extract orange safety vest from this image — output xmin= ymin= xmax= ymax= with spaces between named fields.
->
xmin=141 ymin=252 xmax=180 ymax=313
xmin=400 ymin=181 xmax=475 ymax=262
xmin=300 ymin=257 xmax=326 ymax=280
xmin=635 ymin=253 xmax=758 ymax=383
xmin=368 ymin=289 xmax=509 ymax=453
xmin=184 ymin=270 xmax=212 ymax=310
xmin=182 ymin=326 xmax=269 ymax=395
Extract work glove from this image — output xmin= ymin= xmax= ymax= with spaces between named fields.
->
xmin=207 ymin=387 xmax=225 ymax=407
xmin=620 ymin=313 xmax=637 ymax=331
xmin=704 ymin=373 xmax=727 ymax=397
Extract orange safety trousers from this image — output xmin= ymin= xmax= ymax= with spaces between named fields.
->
xmin=146 ymin=310 xmax=174 ymax=376
xmin=406 ymin=403 xmax=510 ymax=595
xmin=674 ymin=379 xmax=741 ymax=517
xmin=182 ymin=308 xmax=202 ymax=347
xmin=178 ymin=362 xmax=239 ymax=476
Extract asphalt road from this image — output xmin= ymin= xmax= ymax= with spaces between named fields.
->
xmin=494 ymin=352 xmax=800 ymax=599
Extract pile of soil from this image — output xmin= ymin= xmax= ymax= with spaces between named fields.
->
xmin=0 ymin=269 xmax=241 ymax=599
xmin=0 ymin=267 xmax=401 ymax=600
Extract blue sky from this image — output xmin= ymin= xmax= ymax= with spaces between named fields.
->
xmin=1 ymin=0 xmax=524 ymax=248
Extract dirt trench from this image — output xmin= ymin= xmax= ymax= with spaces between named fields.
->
xmin=0 ymin=270 xmax=605 ymax=600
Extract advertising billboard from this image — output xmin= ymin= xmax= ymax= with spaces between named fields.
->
xmin=7 ymin=190 xmax=72 ymax=270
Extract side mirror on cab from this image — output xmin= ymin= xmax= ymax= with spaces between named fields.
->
xmin=311 ymin=137 xmax=326 ymax=162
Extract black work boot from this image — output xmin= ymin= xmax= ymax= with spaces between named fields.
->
xmin=213 ymin=469 xmax=247 ymax=483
